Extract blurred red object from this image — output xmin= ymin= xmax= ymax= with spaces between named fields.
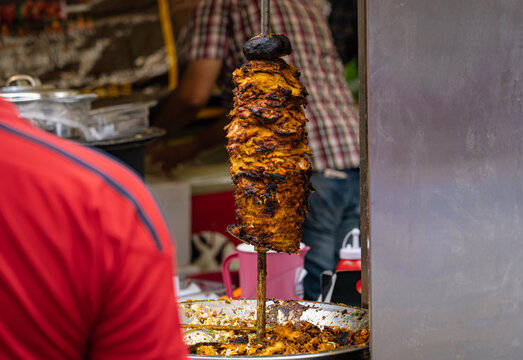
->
xmin=191 ymin=190 xmax=240 ymax=246
xmin=0 ymin=4 xmax=16 ymax=24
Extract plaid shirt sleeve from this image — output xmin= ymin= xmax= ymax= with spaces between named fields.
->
xmin=179 ymin=0 xmax=230 ymax=63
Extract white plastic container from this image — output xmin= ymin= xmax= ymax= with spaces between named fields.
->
xmin=336 ymin=228 xmax=362 ymax=271
xmin=85 ymin=101 xmax=156 ymax=141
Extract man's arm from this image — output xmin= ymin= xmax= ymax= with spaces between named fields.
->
xmin=152 ymin=59 xmax=223 ymax=135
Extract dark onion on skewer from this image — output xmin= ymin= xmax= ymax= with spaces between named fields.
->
xmin=243 ymin=33 xmax=292 ymax=61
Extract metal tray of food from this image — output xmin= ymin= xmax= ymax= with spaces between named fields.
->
xmin=1 ymin=74 xmax=97 ymax=139
xmin=180 ymin=299 xmax=369 ymax=360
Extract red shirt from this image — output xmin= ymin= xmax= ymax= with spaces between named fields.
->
xmin=0 ymin=99 xmax=188 ymax=360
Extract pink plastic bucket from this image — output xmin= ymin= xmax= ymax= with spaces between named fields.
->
xmin=221 ymin=243 xmax=310 ymax=299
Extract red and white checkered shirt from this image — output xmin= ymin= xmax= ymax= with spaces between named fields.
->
xmin=179 ymin=0 xmax=359 ymax=171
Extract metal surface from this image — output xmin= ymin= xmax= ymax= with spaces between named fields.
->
xmin=1 ymin=75 xmax=96 ymax=103
xmin=83 ymin=127 xmax=165 ymax=148
xmin=84 ymin=127 xmax=165 ymax=177
xmin=1 ymin=74 xmax=51 ymax=93
xmin=365 ymin=0 xmax=523 ymax=359
xmin=357 ymin=0 xmax=369 ymax=310
xmin=1 ymin=74 xmax=97 ymax=139
xmin=0 ymin=91 xmax=96 ymax=103
xmin=6 ymin=74 xmax=39 ymax=87
xmin=181 ymin=299 xmax=369 ymax=360
xmin=256 ymin=248 xmax=267 ymax=342
xmin=261 ymin=0 xmax=270 ymax=34
xmin=182 ymin=324 xmax=257 ymax=332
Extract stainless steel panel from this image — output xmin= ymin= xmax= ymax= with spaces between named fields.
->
xmin=366 ymin=0 xmax=523 ymax=359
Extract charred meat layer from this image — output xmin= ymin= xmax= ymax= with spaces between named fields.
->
xmin=226 ymin=58 xmax=312 ymax=253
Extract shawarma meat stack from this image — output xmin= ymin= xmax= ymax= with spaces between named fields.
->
xmin=226 ymin=34 xmax=313 ymax=254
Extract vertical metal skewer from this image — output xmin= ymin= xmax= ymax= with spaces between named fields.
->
xmin=255 ymin=0 xmax=270 ymax=345
xmin=256 ymin=247 xmax=267 ymax=343
xmin=261 ymin=0 xmax=270 ymax=34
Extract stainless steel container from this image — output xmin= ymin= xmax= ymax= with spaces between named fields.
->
xmin=180 ymin=299 xmax=369 ymax=360
xmin=1 ymin=75 xmax=97 ymax=139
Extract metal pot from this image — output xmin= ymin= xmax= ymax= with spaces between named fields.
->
xmin=1 ymin=75 xmax=97 ymax=139
xmin=180 ymin=299 xmax=369 ymax=360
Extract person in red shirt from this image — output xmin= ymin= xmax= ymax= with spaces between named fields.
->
xmin=0 ymin=98 xmax=188 ymax=360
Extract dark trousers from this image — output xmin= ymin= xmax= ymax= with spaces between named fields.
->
xmin=302 ymin=168 xmax=361 ymax=300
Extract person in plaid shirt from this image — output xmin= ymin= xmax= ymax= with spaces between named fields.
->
xmin=152 ymin=0 xmax=360 ymax=301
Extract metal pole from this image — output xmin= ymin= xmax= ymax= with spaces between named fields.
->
xmin=256 ymin=248 xmax=267 ymax=343
xmin=261 ymin=0 xmax=270 ymax=34
xmin=255 ymin=0 xmax=270 ymax=345
xmin=357 ymin=0 xmax=369 ymax=311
